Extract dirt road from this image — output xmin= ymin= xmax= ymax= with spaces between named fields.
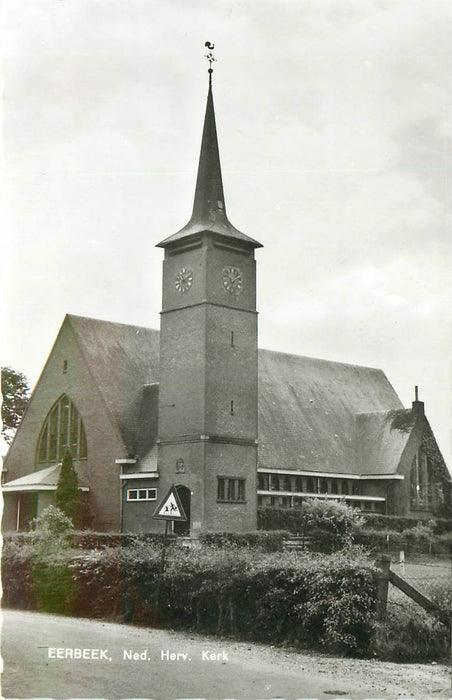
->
xmin=1 ymin=610 xmax=451 ymax=699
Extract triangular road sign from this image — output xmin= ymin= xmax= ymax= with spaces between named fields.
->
xmin=152 ymin=485 xmax=187 ymax=521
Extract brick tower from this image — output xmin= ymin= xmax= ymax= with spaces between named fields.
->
xmin=156 ymin=63 xmax=262 ymax=534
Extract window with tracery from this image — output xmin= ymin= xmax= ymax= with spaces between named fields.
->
xmin=36 ymin=395 xmax=87 ymax=465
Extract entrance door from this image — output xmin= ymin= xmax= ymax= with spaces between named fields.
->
xmin=173 ymin=485 xmax=190 ymax=536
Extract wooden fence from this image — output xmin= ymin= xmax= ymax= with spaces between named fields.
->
xmin=374 ymin=553 xmax=450 ymax=626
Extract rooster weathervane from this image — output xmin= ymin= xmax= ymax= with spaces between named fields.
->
xmin=204 ymin=41 xmax=216 ymax=76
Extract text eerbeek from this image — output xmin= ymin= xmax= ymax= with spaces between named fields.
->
xmin=47 ymin=648 xmax=110 ymax=660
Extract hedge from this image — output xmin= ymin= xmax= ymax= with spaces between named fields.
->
xmin=199 ymin=530 xmax=289 ymax=551
xmin=2 ymin=541 xmax=378 ymax=657
xmin=3 ymin=531 xmax=172 ymax=550
xmin=360 ymin=513 xmax=452 ymax=534
xmin=258 ymin=508 xmax=452 ymax=536
xmin=353 ymin=526 xmax=452 ymax=554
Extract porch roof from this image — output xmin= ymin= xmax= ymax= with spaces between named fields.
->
xmin=2 ymin=464 xmax=89 ymax=492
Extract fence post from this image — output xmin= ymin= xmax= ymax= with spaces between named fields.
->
xmin=374 ymin=553 xmax=391 ymax=620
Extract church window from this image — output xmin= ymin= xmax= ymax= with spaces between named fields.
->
xmin=410 ymin=450 xmax=431 ymax=510
xmin=36 ymin=395 xmax=87 ymax=465
xmin=127 ymin=488 xmax=157 ymax=502
xmin=217 ymin=477 xmax=246 ymax=503
xmin=230 ymin=331 xmax=234 ymax=347
xmin=230 ymin=400 xmax=234 ymax=415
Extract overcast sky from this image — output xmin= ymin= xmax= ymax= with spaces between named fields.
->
xmin=2 ymin=0 xmax=451 ymax=467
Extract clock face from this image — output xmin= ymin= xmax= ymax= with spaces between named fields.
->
xmin=175 ymin=268 xmax=193 ymax=293
xmin=222 ymin=266 xmax=243 ymax=295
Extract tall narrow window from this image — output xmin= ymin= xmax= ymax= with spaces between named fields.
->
xmin=230 ymin=331 xmax=234 ymax=347
xmin=217 ymin=477 xmax=246 ymax=503
xmin=36 ymin=395 xmax=87 ymax=465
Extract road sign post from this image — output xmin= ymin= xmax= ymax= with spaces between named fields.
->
xmin=152 ymin=486 xmax=187 ymax=625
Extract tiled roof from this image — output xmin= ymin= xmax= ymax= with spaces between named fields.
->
xmin=66 ymin=315 xmax=410 ymax=476
xmin=355 ymin=409 xmax=414 ymax=476
xmin=257 ymin=349 xmax=403 ymax=475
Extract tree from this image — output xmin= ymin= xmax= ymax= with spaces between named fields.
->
xmin=1 ymin=366 xmax=30 ymax=444
xmin=55 ymin=450 xmax=79 ymax=521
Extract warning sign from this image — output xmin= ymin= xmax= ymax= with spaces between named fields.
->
xmin=152 ymin=485 xmax=187 ymax=521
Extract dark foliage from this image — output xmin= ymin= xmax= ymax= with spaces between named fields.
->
xmin=55 ymin=451 xmax=79 ymax=521
xmin=199 ymin=530 xmax=289 ymax=551
xmin=1 ymin=366 xmax=30 ymax=443
xmin=2 ymin=541 xmax=378 ymax=657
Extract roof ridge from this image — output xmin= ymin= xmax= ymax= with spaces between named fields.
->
xmin=258 ymin=346 xmax=384 ymax=373
xmin=67 ymin=314 xmax=159 ymax=334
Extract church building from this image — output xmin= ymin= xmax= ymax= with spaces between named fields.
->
xmin=2 ymin=65 xmax=451 ymax=534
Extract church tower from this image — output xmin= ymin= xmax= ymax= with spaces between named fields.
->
xmin=156 ymin=58 xmax=262 ymax=534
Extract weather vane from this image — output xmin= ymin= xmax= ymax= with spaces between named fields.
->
xmin=204 ymin=41 xmax=216 ymax=77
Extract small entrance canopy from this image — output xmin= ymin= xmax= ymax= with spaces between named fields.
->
xmin=2 ymin=464 xmax=90 ymax=531
xmin=2 ymin=464 xmax=89 ymax=493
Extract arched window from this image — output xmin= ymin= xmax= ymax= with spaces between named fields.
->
xmin=331 ymin=480 xmax=338 ymax=495
xmin=36 ymin=395 xmax=87 ymax=465
xmin=295 ymin=476 xmax=303 ymax=492
xmin=283 ymin=476 xmax=292 ymax=492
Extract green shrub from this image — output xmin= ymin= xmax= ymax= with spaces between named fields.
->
xmin=2 ymin=539 xmax=377 ymax=656
xmin=299 ymin=499 xmax=364 ymax=551
xmin=431 ymin=531 xmax=452 ymax=555
xmin=353 ymin=528 xmax=406 ymax=552
xmin=258 ymin=501 xmax=364 ymax=552
xmin=1 ymin=536 xmax=36 ymax=609
xmin=372 ymin=605 xmax=450 ymax=662
xmin=199 ymin=530 xmax=289 ymax=551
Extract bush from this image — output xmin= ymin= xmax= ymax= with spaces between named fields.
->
xmin=360 ymin=513 xmax=452 ymax=534
xmin=431 ymin=531 xmax=452 ymax=555
xmin=258 ymin=501 xmax=364 ymax=552
xmin=353 ymin=528 xmax=406 ymax=552
xmin=2 ymin=540 xmax=377 ymax=656
xmin=372 ymin=605 xmax=450 ymax=662
xmin=299 ymin=499 xmax=364 ymax=551
xmin=199 ymin=530 xmax=289 ymax=551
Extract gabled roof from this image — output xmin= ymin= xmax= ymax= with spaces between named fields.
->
xmin=62 ymin=315 xmax=414 ymax=476
xmin=67 ymin=315 xmax=160 ymax=456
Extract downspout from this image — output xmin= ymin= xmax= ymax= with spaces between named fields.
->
xmin=16 ymin=494 xmax=21 ymax=532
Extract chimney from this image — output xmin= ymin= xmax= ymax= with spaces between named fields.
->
xmin=412 ymin=385 xmax=424 ymax=415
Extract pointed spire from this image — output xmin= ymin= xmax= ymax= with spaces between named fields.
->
xmin=190 ymin=77 xmax=227 ymax=226
xmin=157 ymin=51 xmax=262 ymax=249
